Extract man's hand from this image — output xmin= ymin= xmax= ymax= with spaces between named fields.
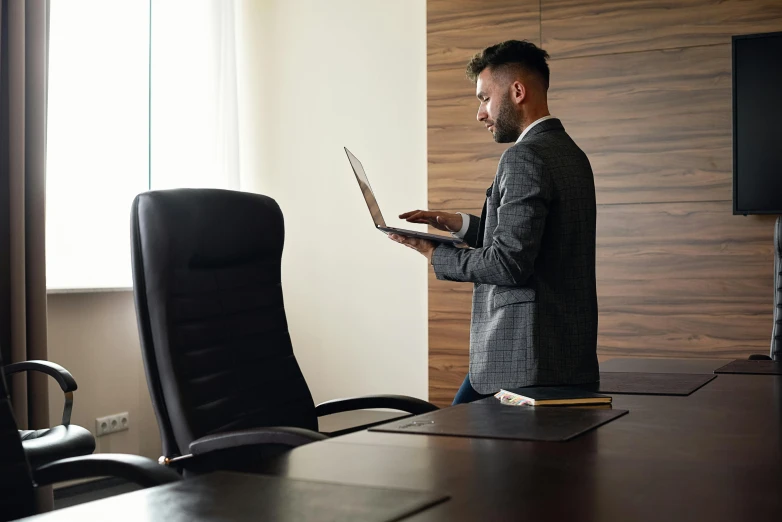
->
xmin=399 ymin=210 xmax=462 ymax=233
xmin=388 ymin=234 xmax=437 ymax=263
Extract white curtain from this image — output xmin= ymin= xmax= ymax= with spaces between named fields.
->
xmin=151 ymin=0 xmax=240 ymax=191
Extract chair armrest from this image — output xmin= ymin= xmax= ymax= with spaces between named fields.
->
xmin=33 ymin=454 xmax=181 ymax=488
xmin=5 ymin=360 xmax=78 ymax=425
xmin=179 ymin=427 xmax=327 ymax=473
xmin=315 ymin=395 xmax=438 ymax=417
xmin=4 ymin=360 xmax=77 ymax=393
xmin=189 ymin=426 xmax=327 ymax=456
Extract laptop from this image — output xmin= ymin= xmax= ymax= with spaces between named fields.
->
xmin=344 ymin=147 xmax=462 ymax=245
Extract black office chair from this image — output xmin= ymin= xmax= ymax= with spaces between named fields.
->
xmin=749 ymin=217 xmax=782 ymax=362
xmin=3 ymin=359 xmax=95 ymax=468
xmin=130 ymin=189 xmax=437 ymax=472
xmin=0 ymin=355 xmax=180 ymax=521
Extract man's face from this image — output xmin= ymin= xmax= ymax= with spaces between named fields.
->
xmin=475 ymin=68 xmax=522 ymax=143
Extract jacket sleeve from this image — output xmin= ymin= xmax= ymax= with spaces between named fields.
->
xmin=461 ymin=214 xmax=481 ymax=248
xmin=431 ymin=145 xmax=551 ymax=286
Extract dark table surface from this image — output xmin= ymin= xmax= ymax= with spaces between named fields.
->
xmin=253 ymin=358 xmax=782 ymax=522
xmin=24 ymin=358 xmax=782 ymax=521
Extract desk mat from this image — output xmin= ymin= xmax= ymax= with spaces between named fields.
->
xmin=597 ymin=372 xmax=717 ymax=396
xmin=369 ymin=403 xmax=628 ymax=442
xmin=31 ymin=472 xmax=450 ymax=522
xmin=599 ymin=357 xmax=727 ymax=374
xmin=714 ymin=359 xmax=782 ymax=375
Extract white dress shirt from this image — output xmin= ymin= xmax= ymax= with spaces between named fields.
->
xmin=452 ymin=115 xmax=555 ymax=239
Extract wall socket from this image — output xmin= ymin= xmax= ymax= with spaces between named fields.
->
xmin=96 ymin=412 xmax=130 ymax=437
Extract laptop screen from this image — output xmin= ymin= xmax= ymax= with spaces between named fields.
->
xmin=344 ymin=147 xmax=386 ymax=228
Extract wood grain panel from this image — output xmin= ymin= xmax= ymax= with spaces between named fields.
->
xmin=549 ymin=44 xmax=732 ymax=205
xmin=428 ymin=0 xmax=540 ymax=69
xmin=542 ymin=0 xmax=782 ymax=59
xmin=597 ymin=202 xmax=775 ymax=357
xmin=598 ymin=312 xmax=771 ymax=357
xmin=429 ymin=273 xmax=471 ymax=407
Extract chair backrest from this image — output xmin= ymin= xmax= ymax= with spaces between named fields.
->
xmin=0 ymin=353 xmax=35 ymax=521
xmin=773 ymin=217 xmax=781 ymax=361
xmin=131 ymin=189 xmax=317 ymax=458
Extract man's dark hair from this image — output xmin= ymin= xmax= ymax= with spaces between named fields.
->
xmin=466 ymin=40 xmax=550 ymax=90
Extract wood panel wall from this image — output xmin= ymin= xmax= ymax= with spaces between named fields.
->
xmin=427 ymin=0 xmax=782 ymax=406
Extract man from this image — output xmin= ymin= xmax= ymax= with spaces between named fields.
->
xmin=390 ymin=40 xmax=599 ymax=405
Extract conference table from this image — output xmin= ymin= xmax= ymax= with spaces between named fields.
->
xmin=25 ymin=358 xmax=782 ymax=521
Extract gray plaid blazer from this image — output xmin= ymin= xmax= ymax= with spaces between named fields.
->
xmin=431 ymin=118 xmax=598 ymax=394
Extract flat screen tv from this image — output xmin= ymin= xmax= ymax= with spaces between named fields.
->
xmin=733 ymin=31 xmax=782 ymax=215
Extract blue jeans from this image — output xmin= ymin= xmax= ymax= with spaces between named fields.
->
xmin=452 ymin=373 xmax=493 ymax=405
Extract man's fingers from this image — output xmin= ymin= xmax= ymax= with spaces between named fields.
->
xmin=399 ymin=210 xmax=432 ymax=221
xmin=390 ymin=234 xmax=415 ymax=246
xmin=388 ymin=234 xmax=423 ymax=250
xmin=407 ymin=217 xmax=435 ymax=225
xmin=400 ymin=210 xmax=459 ymax=234
xmin=389 ymin=234 xmax=411 ymax=245
xmin=400 ymin=210 xmax=439 ymax=226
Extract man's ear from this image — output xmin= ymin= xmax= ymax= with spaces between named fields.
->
xmin=511 ymin=80 xmax=526 ymax=105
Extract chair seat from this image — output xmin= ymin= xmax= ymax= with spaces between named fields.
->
xmin=20 ymin=424 xmax=96 ymax=468
xmin=20 ymin=428 xmax=55 ymax=441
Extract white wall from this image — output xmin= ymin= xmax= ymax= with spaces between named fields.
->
xmin=45 ymin=0 xmax=428 ymax=460
xmin=236 ymin=0 xmax=429 ymax=402
xmin=46 ymin=292 xmax=161 ymax=461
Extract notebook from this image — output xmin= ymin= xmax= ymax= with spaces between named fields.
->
xmin=495 ymin=386 xmax=612 ymax=406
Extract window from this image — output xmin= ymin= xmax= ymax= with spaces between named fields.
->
xmin=46 ymin=0 xmax=149 ymax=290
xmin=46 ymin=0 xmax=239 ymax=291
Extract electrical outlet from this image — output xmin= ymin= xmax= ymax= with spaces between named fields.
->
xmin=95 ymin=412 xmax=130 ymax=437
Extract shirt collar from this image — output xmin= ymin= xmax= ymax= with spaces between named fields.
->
xmin=516 ymin=115 xmax=555 ymax=144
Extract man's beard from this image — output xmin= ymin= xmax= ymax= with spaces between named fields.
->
xmin=490 ymin=93 xmax=522 ymax=143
